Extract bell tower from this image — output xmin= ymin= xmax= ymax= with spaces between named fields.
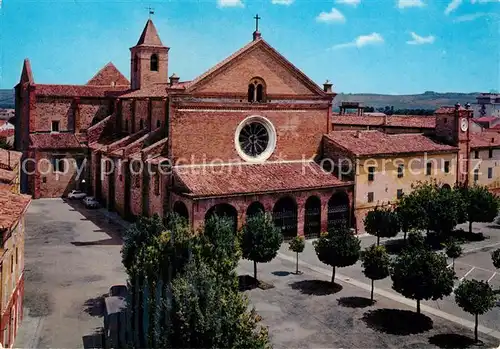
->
xmin=130 ymin=19 xmax=170 ymax=90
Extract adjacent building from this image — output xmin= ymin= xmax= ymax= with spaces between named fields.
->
xmin=0 ymin=150 xmax=22 ymax=194
xmin=0 ymin=190 xmax=31 ymax=348
xmin=472 ymin=93 xmax=500 ymax=118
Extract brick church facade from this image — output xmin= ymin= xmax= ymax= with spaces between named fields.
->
xmin=14 ymin=19 xmax=356 ymax=237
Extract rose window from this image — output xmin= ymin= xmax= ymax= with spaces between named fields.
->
xmin=238 ymin=122 xmax=270 ymax=157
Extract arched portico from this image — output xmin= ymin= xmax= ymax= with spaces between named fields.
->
xmin=205 ymin=203 xmax=238 ymax=233
xmin=173 ymin=201 xmax=189 ymax=222
xmin=304 ymin=196 xmax=321 ymax=239
xmin=273 ymin=196 xmax=298 ymax=241
xmin=246 ymin=201 xmax=265 ymax=219
xmin=327 ymin=191 xmax=350 ymax=231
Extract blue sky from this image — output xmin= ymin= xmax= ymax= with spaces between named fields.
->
xmin=1 ymin=0 xmax=498 ymax=94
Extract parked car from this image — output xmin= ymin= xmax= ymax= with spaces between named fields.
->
xmin=67 ymin=190 xmax=87 ymax=199
xmin=83 ymin=196 xmax=100 ymax=209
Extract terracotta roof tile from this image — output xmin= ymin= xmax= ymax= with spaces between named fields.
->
xmin=86 ymin=62 xmax=130 ymax=87
xmin=435 ymin=106 xmax=467 ymax=114
xmin=30 ymin=133 xmax=84 ymax=149
xmin=0 ymin=149 xmax=22 ymax=170
xmin=470 ymin=131 xmax=500 ymax=149
xmin=174 ymin=162 xmax=350 ymax=197
xmin=34 ymin=84 xmax=128 ymax=97
xmin=325 ymin=130 xmax=458 ymax=157
xmin=119 ymin=84 xmax=168 ymax=98
xmin=331 ymin=114 xmax=435 ymax=129
xmin=0 ymin=190 xmax=31 ymax=231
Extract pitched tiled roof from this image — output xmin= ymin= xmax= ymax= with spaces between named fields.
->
xmin=331 ymin=114 xmax=435 ymax=129
xmin=470 ymin=131 xmax=500 ymax=149
xmin=34 ymin=84 xmax=128 ymax=97
xmin=20 ymin=58 xmax=34 ymax=84
xmin=0 ymin=149 xmax=22 ymax=170
xmin=86 ymin=62 xmax=130 ymax=87
xmin=136 ymin=19 xmax=164 ymax=47
xmin=30 ymin=133 xmax=84 ymax=149
xmin=325 ymin=130 xmax=458 ymax=157
xmin=475 ymin=116 xmax=498 ymax=123
xmin=119 ymin=84 xmax=169 ymax=98
xmin=174 ymin=162 xmax=350 ymax=197
xmin=0 ymin=190 xmax=31 ymax=231
xmin=435 ymin=106 xmax=467 ymax=114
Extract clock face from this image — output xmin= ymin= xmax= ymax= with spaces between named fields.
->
xmin=461 ymin=118 xmax=468 ymax=132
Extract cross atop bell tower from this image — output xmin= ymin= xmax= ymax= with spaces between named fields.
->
xmin=253 ymin=14 xmax=262 ymax=41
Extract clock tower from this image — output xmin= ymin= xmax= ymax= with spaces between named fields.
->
xmin=435 ymin=102 xmax=473 ymax=186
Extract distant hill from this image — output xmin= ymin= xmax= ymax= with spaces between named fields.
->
xmin=0 ymin=89 xmax=14 ymax=109
xmin=333 ymin=91 xmax=479 ymax=111
xmin=0 ymin=88 xmax=479 ymax=111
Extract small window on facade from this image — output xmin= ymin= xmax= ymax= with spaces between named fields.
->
xmin=42 ymin=177 xmax=47 ymax=183
xmin=51 ymin=120 xmax=60 ymax=132
xmin=474 ymin=150 xmax=479 ymax=159
xmin=444 ymin=118 xmax=447 ymax=124
xmin=397 ymin=189 xmax=404 ymax=200
xmin=52 ymin=156 xmax=65 ymax=173
xmin=256 ymin=84 xmax=264 ymax=102
xmin=156 ymin=119 xmax=161 ymax=128
xmin=489 ymin=149 xmax=493 ymax=158
xmin=10 ymin=255 xmax=13 ymax=273
xmin=444 ymin=161 xmax=450 ymax=173
xmin=247 ymin=78 xmax=266 ymax=103
xmin=154 ymin=174 xmax=160 ymax=195
xmin=139 ymin=119 xmax=144 ymax=130
xmin=397 ymin=164 xmax=404 ymax=178
xmin=15 ymin=248 xmax=18 ymax=264
xmin=426 ymin=162 xmax=432 ymax=176
xmin=474 ymin=169 xmax=479 ymax=182
xmin=124 ymin=119 xmax=129 ymax=131
xmin=150 ymin=54 xmax=159 ymax=71
xmin=248 ymin=84 xmax=255 ymax=103
xmin=368 ymin=166 xmax=375 ymax=181
xmin=488 ymin=167 xmax=493 ymax=179
xmin=367 ymin=192 xmax=374 ymax=203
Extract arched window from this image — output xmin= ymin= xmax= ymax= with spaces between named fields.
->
xmin=247 ymin=78 xmax=266 ymax=103
xmin=139 ymin=119 xmax=144 ymax=129
xmin=134 ymin=54 xmax=138 ymax=73
xmin=150 ymin=54 xmax=158 ymax=71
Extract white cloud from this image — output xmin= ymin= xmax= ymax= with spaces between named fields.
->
xmin=471 ymin=0 xmax=500 ymax=3
xmin=332 ymin=32 xmax=384 ymax=49
xmin=336 ymin=0 xmax=361 ymax=6
xmin=454 ymin=12 xmax=488 ymax=21
xmin=316 ymin=8 xmax=346 ymax=23
xmin=271 ymin=0 xmax=294 ymax=4
xmin=217 ymin=0 xmax=244 ymax=8
xmin=397 ymin=0 xmax=425 ymax=8
xmin=406 ymin=32 xmax=435 ymax=44
xmin=444 ymin=0 xmax=462 ymax=14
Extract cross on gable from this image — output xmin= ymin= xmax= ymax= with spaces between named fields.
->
xmin=254 ymin=14 xmax=261 ymax=32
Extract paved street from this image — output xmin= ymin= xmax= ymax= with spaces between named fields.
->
xmin=238 ymin=257 xmax=500 ymax=348
xmin=280 ymin=222 xmax=500 ymax=333
xmin=15 ymin=199 xmax=127 ymax=348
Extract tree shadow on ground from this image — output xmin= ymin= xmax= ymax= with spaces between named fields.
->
xmin=337 ymin=296 xmax=374 ymax=308
xmin=84 ymin=294 xmax=106 ymax=317
xmin=428 ymin=333 xmax=476 ymax=348
xmin=272 ymin=271 xmax=291 ymax=277
xmin=238 ymin=275 xmax=274 ymax=291
xmin=362 ymin=309 xmax=433 ymax=335
xmin=290 ymin=280 xmax=342 ymax=296
xmin=82 ymin=328 xmax=104 ymax=349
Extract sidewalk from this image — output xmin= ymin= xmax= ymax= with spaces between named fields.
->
xmin=97 ymin=208 xmax=132 ymax=231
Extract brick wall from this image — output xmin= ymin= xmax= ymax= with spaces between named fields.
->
xmin=130 ymin=47 xmax=169 ymax=90
xmin=34 ymin=98 xmax=73 ymax=132
xmin=151 ymin=99 xmax=166 ymax=130
xmin=78 ymin=99 xmax=111 ymax=131
xmin=170 ymin=107 xmax=328 ymax=163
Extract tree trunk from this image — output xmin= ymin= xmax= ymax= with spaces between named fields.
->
xmin=371 ymin=279 xmax=374 ymax=303
xmin=469 ymin=221 xmax=473 ymax=234
xmin=331 ymin=266 xmax=336 ymax=284
xmin=296 ymin=252 xmax=299 ymax=274
xmin=416 ymin=299 xmax=421 ymax=314
xmin=475 ymin=313 xmax=478 ymax=343
xmin=404 ymin=231 xmax=407 ymax=241
xmin=377 ymin=236 xmax=380 ymax=246
xmin=254 ymin=260 xmax=257 ymax=281
xmin=452 ymin=258 xmax=455 ymax=270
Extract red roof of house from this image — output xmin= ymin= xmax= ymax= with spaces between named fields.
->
xmin=30 ymin=133 xmax=84 ymax=149
xmin=475 ymin=116 xmax=497 ymax=123
xmin=331 ymin=114 xmax=435 ymax=129
xmin=0 ymin=149 xmax=21 ymax=183
xmin=325 ymin=130 xmax=458 ymax=157
xmin=34 ymin=84 xmax=128 ymax=97
xmin=119 ymin=84 xmax=169 ymax=98
xmin=0 ymin=190 xmax=31 ymax=231
xmin=174 ymin=162 xmax=351 ymax=198
xmin=136 ymin=19 xmax=164 ymax=47
xmin=86 ymin=62 xmax=130 ymax=87
xmin=435 ymin=106 xmax=467 ymax=114
xmin=469 ymin=131 xmax=500 ymax=149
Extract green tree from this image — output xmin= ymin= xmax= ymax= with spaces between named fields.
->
xmin=464 ymin=186 xmax=499 ymax=234
xmin=455 ymin=280 xmax=496 ymax=343
xmin=427 ymin=186 xmax=464 ymax=238
xmin=397 ymin=181 xmax=436 ymax=234
xmin=0 ymin=138 xmax=13 ymax=150
xmin=288 ymin=235 xmax=305 ymax=274
xmin=313 ymin=225 xmax=361 ymax=284
xmin=492 ymin=249 xmax=500 ymax=269
xmin=391 ymin=248 xmax=455 ymax=313
xmin=240 ymin=212 xmax=283 ymax=281
xmin=364 ymin=206 xmax=401 ymax=246
xmin=406 ymin=231 xmax=426 ymax=251
xmin=361 ymin=244 xmax=390 ymax=303
xmin=445 ymin=240 xmax=462 ymax=270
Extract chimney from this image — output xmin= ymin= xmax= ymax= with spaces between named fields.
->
xmin=169 ymin=73 xmax=180 ymax=86
xmin=323 ymin=80 xmax=333 ymax=93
